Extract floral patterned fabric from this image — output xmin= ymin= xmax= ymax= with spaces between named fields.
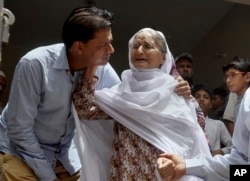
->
xmin=73 ymin=75 xmax=161 ymax=181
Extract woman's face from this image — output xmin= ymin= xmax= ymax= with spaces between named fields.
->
xmin=130 ymin=31 xmax=166 ymax=70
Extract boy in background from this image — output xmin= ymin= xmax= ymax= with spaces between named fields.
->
xmin=222 ymin=57 xmax=250 ymax=135
xmin=192 ymin=84 xmax=232 ymax=156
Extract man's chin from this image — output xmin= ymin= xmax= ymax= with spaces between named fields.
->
xmin=98 ymin=61 xmax=108 ymax=66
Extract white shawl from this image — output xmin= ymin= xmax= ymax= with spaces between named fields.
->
xmin=73 ymin=28 xmax=211 ymax=181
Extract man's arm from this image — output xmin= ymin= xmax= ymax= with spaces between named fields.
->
xmin=7 ymin=59 xmax=57 ymax=181
xmin=158 ymin=147 xmax=248 ymax=181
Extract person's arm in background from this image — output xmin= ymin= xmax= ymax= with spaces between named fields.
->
xmin=213 ymin=121 xmax=232 ymax=156
xmin=223 ymin=92 xmax=237 ymax=136
xmin=158 ymin=147 xmax=247 ymax=181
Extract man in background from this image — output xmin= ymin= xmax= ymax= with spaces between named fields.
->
xmin=175 ymin=53 xmax=194 ymax=87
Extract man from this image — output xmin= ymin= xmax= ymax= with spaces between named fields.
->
xmin=175 ymin=53 xmax=194 ymax=87
xmin=0 ymin=6 xmax=120 ymax=181
xmin=0 ymin=70 xmax=6 ymax=113
xmin=157 ymin=86 xmax=250 ymax=181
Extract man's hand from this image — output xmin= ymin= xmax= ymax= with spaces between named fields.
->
xmin=174 ymin=76 xmax=192 ymax=99
xmin=212 ymin=149 xmax=224 ymax=156
xmin=158 ymin=153 xmax=186 ymax=181
xmin=157 ymin=157 xmax=175 ymax=181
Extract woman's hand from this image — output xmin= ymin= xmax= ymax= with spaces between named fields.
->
xmin=84 ymin=65 xmax=98 ymax=79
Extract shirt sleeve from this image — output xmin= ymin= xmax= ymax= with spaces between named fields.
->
xmin=96 ymin=63 xmax=121 ymax=89
xmin=186 ymin=148 xmax=248 ymax=181
xmin=219 ymin=122 xmax=233 ymax=154
xmin=6 ymin=59 xmax=57 ymax=181
xmin=223 ymin=93 xmax=237 ymax=122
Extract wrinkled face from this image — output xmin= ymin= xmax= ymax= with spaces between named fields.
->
xmin=130 ymin=31 xmax=165 ymax=70
xmin=224 ymin=67 xmax=250 ymax=96
xmin=193 ymin=89 xmax=212 ymax=117
xmin=79 ymin=28 xmax=114 ymax=67
xmin=176 ymin=59 xmax=193 ymax=80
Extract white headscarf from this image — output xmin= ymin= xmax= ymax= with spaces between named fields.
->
xmin=127 ymin=28 xmax=175 ymax=82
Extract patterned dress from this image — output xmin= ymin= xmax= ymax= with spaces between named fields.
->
xmin=73 ymin=76 xmax=161 ymax=181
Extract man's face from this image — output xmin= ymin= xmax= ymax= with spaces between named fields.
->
xmin=211 ymin=95 xmax=223 ymax=110
xmin=176 ymin=59 xmax=194 ymax=82
xmin=74 ymin=28 xmax=115 ymax=69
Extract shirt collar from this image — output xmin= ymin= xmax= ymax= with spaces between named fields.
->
xmin=53 ymin=44 xmax=70 ymax=71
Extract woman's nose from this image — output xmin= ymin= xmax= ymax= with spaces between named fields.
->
xmin=137 ymin=46 xmax=143 ymax=54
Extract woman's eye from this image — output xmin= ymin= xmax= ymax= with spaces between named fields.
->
xmin=132 ymin=44 xmax=139 ymax=49
xmin=144 ymin=44 xmax=152 ymax=49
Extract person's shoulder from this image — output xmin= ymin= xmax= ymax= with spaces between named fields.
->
xmin=19 ymin=43 xmax=65 ymax=65
xmin=22 ymin=43 xmax=64 ymax=58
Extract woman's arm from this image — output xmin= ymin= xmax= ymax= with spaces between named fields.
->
xmin=73 ymin=66 xmax=111 ymax=120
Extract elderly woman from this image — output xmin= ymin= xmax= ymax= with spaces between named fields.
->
xmin=73 ymin=28 xmax=211 ymax=181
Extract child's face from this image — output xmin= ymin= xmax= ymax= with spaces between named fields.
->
xmin=224 ymin=68 xmax=250 ymax=96
xmin=211 ymin=95 xmax=223 ymax=110
xmin=194 ymin=89 xmax=212 ymax=116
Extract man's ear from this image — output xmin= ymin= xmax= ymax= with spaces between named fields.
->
xmin=245 ymin=72 xmax=250 ymax=83
xmin=72 ymin=41 xmax=84 ymax=55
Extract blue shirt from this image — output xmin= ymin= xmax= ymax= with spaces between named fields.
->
xmin=0 ymin=43 xmax=121 ymax=181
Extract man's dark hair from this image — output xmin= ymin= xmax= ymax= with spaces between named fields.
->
xmin=62 ymin=6 xmax=114 ymax=48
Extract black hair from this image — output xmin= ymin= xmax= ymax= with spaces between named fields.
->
xmin=222 ymin=56 xmax=250 ymax=73
xmin=192 ymin=84 xmax=213 ymax=100
xmin=62 ymin=6 xmax=114 ymax=48
xmin=213 ymin=87 xmax=228 ymax=100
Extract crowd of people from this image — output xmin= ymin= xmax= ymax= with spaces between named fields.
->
xmin=0 ymin=4 xmax=249 ymax=181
